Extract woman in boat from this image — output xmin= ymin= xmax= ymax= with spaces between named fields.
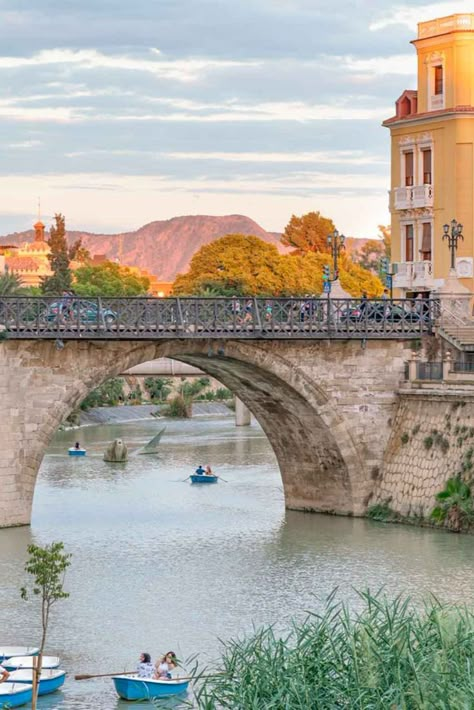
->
xmin=0 ymin=665 xmax=9 ymax=683
xmin=205 ymin=465 xmax=214 ymax=476
xmin=154 ymin=651 xmax=177 ymax=680
xmin=136 ymin=652 xmax=154 ymax=678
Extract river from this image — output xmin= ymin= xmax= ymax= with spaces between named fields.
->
xmin=2 ymin=415 xmax=474 ymax=709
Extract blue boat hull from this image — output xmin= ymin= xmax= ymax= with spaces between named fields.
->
xmin=8 ymin=670 xmax=66 ymax=696
xmin=113 ymin=675 xmax=189 ymax=700
xmin=191 ymin=474 xmax=217 ymax=483
xmin=0 ymin=686 xmax=32 ymax=708
xmin=68 ymin=449 xmax=86 ymax=456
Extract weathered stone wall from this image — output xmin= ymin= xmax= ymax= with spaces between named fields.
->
xmin=0 ymin=338 xmax=406 ymax=527
xmin=375 ymin=388 xmax=474 ymax=516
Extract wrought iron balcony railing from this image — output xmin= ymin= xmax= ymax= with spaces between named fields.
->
xmin=0 ymin=296 xmax=437 ymax=340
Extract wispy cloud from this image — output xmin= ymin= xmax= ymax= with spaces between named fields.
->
xmin=370 ymin=2 xmax=473 ymax=31
xmin=0 ymin=48 xmax=259 ymax=83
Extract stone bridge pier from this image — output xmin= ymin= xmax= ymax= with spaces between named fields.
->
xmin=0 ymin=338 xmax=406 ymax=527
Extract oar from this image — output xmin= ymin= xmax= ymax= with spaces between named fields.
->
xmin=75 ymin=671 xmax=225 ymax=682
xmin=180 ymin=476 xmax=190 ymax=482
xmin=75 ymin=671 xmax=136 ymax=680
xmin=216 ymin=475 xmax=228 ymax=483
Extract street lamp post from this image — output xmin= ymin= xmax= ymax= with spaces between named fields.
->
xmin=443 ymin=218 xmax=463 ymax=272
xmin=326 ymin=230 xmax=345 ymax=279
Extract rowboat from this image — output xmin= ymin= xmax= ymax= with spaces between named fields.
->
xmin=6 ymin=669 xmax=66 ymax=696
xmin=0 ymin=683 xmax=32 ymax=708
xmin=190 ymin=474 xmax=218 ymax=484
xmin=112 ymin=675 xmax=189 ymax=701
xmin=0 ymin=647 xmax=38 ymax=662
xmin=4 ymin=656 xmax=60 ymax=671
xmin=68 ymin=447 xmax=86 ymax=456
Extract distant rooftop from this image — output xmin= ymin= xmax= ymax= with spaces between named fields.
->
xmin=418 ymin=14 xmax=474 ymax=40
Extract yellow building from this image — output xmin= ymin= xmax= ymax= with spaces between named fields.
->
xmin=384 ymin=13 xmax=474 ymax=296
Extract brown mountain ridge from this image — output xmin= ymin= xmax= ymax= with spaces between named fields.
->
xmin=1 ymin=214 xmax=287 ymax=281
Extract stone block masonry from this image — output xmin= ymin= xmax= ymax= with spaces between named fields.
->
xmin=375 ymin=388 xmax=474 ymax=517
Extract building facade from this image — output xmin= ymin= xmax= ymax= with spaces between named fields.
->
xmin=384 ymin=13 xmax=474 ymax=296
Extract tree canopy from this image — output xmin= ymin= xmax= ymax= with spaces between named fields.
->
xmin=73 ymin=261 xmax=150 ymax=297
xmin=281 ymin=211 xmax=336 ymax=254
xmin=173 ymin=233 xmax=383 ymax=298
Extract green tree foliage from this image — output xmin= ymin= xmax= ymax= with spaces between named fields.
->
xmin=354 ymin=225 xmax=392 ymax=273
xmin=20 ymin=542 xmax=71 ymax=710
xmin=80 ymin=378 xmax=125 ymax=410
xmin=281 ymin=211 xmax=336 ymax=254
xmin=73 ymin=261 xmax=150 ymax=297
xmin=41 ymin=214 xmax=82 ymax=295
xmin=144 ymin=377 xmax=172 ymax=402
xmin=0 ymin=269 xmax=24 ymax=295
xmin=173 ymin=234 xmax=383 ymax=298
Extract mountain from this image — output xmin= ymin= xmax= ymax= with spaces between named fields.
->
xmin=1 ymin=215 xmax=287 ymax=281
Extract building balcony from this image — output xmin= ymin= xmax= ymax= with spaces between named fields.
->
xmin=393 ymin=261 xmax=434 ymax=290
xmin=393 ymin=185 xmax=433 ymax=210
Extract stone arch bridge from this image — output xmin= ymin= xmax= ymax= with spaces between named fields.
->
xmin=0 ymin=296 xmax=431 ymax=527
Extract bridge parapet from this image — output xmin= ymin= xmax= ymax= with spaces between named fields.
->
xmin=0 ymin=296 xmax=437 ymax=340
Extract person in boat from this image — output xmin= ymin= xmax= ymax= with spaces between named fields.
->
xmin=74 ymin=442 xmax=81 ymax=450
xmin=205 ymin=465 xmax=214 ymax=476
xmin=0 ymin=665 xmax=9 ymax=683
xmin=154 ymin=651 xmax=177 ymax=680
xmin=195 ymin=465 xmax=205 ymax=475
xmin=136 ymin=652 xmax=154 ymax=678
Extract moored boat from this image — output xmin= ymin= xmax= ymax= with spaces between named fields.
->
xmin=0 ymin=647 xmax=38 ymax=662
xmin=0 ymin=683 xmax=32 ymax=708
xmin=68 ymin=447 xmax=86 ymax=456
xmin=190 ymin=474 xmax=218 ymax=484
xmin=6 ymin=669 xmax=66 ymax=696
xmin=4 ymin=656 xmax=60 ymax=671
xmin=112 ymin=675 xmax=189 ymax=701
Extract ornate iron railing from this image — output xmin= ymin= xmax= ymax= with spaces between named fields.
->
xmin=0 ymin=296 xmax=437 ymax=340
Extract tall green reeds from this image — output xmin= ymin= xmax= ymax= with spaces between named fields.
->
xmin=186 ymin=591 xmax=474 ymax=709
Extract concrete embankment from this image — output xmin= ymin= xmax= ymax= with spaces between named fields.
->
xmin=79 ymin=402 xmax=232 ymax=426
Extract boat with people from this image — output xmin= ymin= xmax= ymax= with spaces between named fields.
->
xmin=0 ymin=647 xmax=38 ymax=662
xmin=0 ymin=683 xmax=32 ymax=708
xmin=112 ymin=675 xmax=189 ymax=701
xmin=6 ymin=669 xmax=66 ymax=696
xmin=190 ymin=464 xmax=218 ymax=483
xmin=3 ymin=656 xmax=60 ymax=671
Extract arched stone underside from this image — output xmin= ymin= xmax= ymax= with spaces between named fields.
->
xmin=0 ymin=338 xmax=406 ymax=527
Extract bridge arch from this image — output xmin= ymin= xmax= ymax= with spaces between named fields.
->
xmin=0 ymin=338 xmax=405 ymax=527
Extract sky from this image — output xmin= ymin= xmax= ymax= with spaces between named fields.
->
xmin=0 ymin=0 xmax=471 ymax=237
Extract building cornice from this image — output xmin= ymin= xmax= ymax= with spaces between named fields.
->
xmin=383 ymin=106 xmax=474 ymax=129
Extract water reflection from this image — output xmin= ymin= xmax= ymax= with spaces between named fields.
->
xmin=0 ymin=416 xmax=474 ymax=708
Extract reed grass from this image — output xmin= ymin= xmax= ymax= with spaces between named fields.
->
xmin=186 ymin=590 xmax=474 ymax=709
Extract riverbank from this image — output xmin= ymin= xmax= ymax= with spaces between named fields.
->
xmin=69 ymin=401 xmax=233 ymax=428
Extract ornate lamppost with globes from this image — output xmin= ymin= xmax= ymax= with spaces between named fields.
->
xmin=326 ymin=229 xmax=345 ymax=279
xmin=443 ymin=218 xmax=463 ymax=273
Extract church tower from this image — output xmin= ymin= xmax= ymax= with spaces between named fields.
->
xmin=384 ymin=14 xmax=474 ymax=295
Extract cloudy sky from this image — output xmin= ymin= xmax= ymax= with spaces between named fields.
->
xmin=0 ymin=0 xmax=470 ymax=237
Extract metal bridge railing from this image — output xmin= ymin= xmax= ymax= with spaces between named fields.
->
xmin=0 ymin=296 xmax=437 ymax=340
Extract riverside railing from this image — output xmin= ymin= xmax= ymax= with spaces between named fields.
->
xmin=0 ymin=296 xmax=437 ymax=340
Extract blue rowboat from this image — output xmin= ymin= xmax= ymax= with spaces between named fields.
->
xmin=0 ymin=647 xmax=38 ymax=662
xmin=190 ymin=474 xmax=218 ymax=484
xmin=6 ymin=669 xmax=66 ymax=696
xmin=112 ymin=675 xmax=189 ymax=701
xmin=4 ymin=656 xmax=60 ymax=671
xmin=0 ymin=683 xmax=32 ymax=708
xmin=68 ymin=448 xmax=86 ymax=456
